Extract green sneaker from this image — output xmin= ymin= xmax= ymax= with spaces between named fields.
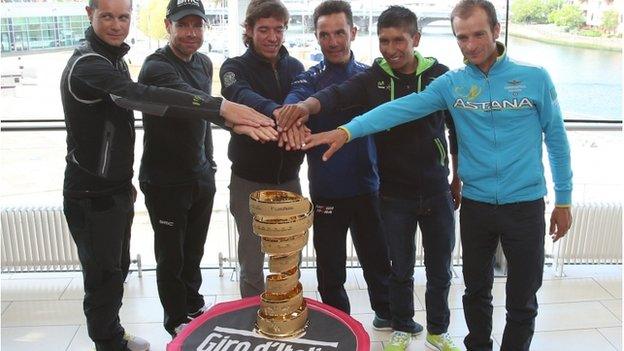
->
xmin=425 ymin=332 xmax=460 ymax=351
xmin=384 ymin=331 xmax=412 ymax=351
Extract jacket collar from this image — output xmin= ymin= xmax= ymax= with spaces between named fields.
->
xmin=375 ymin=50 xmax=436 ymax=79
xmin=84 ymin=26 xmax=130 ymax=61
xmin=465 ymin=41 xmax=508 ymax=76
xmin=319 ymin=51 xmax=359 ymax=72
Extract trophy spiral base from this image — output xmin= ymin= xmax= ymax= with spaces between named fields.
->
xmin=256 ymin=303 xmax=309 ymax=339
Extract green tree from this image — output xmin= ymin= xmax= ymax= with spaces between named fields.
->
xmin=548 ymin=4 xmax=585 ymax=31
xmin=511 ymin=0 xmax=563 ymax=24
xmin=137 ymin=0 xmax=168 ymax=41
xmin=602 ymin=9 xmax=620 ymax=33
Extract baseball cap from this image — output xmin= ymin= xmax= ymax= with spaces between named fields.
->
xmin=166 ymin=0 xmax=208 ymax=22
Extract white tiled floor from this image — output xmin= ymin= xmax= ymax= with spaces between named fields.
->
xmin=1 ymin=265 xmax=622 ymax=351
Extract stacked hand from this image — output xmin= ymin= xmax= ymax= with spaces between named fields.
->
xmin=273 ymin=105 xmax=311 ymax=150
xmin=275 ymin=103 xmax=310 ymax=131
xmin=221 ymin=99 xmax=278 ymax=142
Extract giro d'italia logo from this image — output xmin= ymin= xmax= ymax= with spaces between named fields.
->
xmin=195 ymin=327 xmax=337 ymax=351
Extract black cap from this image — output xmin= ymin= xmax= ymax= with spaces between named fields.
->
xmin=166 ymin=0 xmax=207 ymax=22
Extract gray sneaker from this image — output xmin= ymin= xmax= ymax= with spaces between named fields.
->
xmin=123 ymin=333 xmax=150 ymax=351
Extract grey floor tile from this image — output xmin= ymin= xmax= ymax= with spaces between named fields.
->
xmin=599 ymin=327 xmax=623 ymax=351
xmin=2 ymin=299 xmax=85 ymax=327
xmin=1 ymin=277 xmax=72 ymax=301
xmin=1 ymin=325 xmax=79 ymax=351
xmin=601 ymin=299 xmax=623 ymax=321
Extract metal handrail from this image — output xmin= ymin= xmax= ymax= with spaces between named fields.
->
xmin=0 ymin=118 xmax=621 ymax=132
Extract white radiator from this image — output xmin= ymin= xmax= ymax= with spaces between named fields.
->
xmin=218 ymin=207 xmax=463 ymax=277
xmin=554 ymin=202 xmax=623 ymax=276
xmin=1 ymin=207 xmax=81 ymax=272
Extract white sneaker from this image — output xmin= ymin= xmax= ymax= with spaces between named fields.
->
xmin=123 ymin=333 xmax=150 ymax=351
xmin=174 ymin=323 xmax=189 ymax=336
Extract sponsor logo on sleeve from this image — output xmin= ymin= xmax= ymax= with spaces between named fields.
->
xmin=223 ymin=72 xmax=237 ymax=88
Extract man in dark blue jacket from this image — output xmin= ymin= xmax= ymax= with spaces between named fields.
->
xmin=282 ymin=0 xmax=392 ymax=325
xmin=219 ymin=0 xmax=305 ymax=297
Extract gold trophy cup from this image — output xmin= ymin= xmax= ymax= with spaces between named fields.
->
xmin=249 ymin=190 xmax=313 ymax=338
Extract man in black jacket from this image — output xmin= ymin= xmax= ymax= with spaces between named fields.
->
xmin=60 ymin=0 xmax=274 ymax=349
xmin=219 ymin=0 xmax=305 ymax=297
xmin=137 ymin=0 xmax=276 ymax=338
xmin=277 ymin=7 xmax=460 ymax=351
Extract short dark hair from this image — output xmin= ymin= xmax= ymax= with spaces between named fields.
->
xmin=88 ymin=0 xmax=132 ymax=9
xmin=242 ymin=0 xmax=289 ymax=47
xmin=312 ymin=0 xmax=353 ymax=30
xmin=450 ymin=0 xmax=499 ymax=33
xmin=377 ymin=6 xmax=419 ymax=36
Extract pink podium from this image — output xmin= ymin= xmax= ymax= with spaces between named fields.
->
xmin=168 ymin=297 xmax=370 ymax=351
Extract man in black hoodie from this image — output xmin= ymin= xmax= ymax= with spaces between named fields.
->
xmin=60 ymin=0 xmax=273 ymax=349
xmin=138 ymin=0 xmax=277 ymax=338
xmin=219 ymin=0 xmax=305 ymax=297
xmin=277 ymin=7 xmax=460 ymax=351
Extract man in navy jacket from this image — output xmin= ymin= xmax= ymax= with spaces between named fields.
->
xmin=219 ymin=0 xmax=305 ymax=297
xmin=282 ymin=0 xmax=393 ymax=326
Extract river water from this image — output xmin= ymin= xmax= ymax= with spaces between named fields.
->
xmin=346 ymin=27 xmax=622 ymax=121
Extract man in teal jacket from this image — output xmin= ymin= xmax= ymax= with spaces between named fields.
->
xmin=303 ymin=1 xmax=573 ymax=350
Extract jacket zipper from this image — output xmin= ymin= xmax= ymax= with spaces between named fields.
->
xmin=273 ymin=66 xmax=284 ymax=184
xmin=483 ymin=73 xmax=499 ymax=204
xmin=99 ymin=121 xmax=114 ymax=177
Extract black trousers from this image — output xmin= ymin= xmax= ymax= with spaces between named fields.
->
xmin=64 ymin=190 xmax=134 ymax=351
xmin=460 ymin=198 xmax=545 ymax=351
xmin=312 ymin=192 xmax=392 ymax=319
xmin=141 ymin=176 xmax=216 ymax=335
xmin=380 ymin=191 xmax=455 ymax=334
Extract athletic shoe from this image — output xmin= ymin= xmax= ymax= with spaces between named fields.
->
xmin=384 ymin=331 xmax=412 ymax=351
xmin=372 ymin=315 xmax=393 ymax=331
xmin=174 ymin=322 xmax=189 ymax=336
xmin=402 ymin=320 xmax=424 ymax=336
xmin=188 ymin=304 xmax=208 ymax=319
xmin=123 ymin=333 xmax=150 ymax=351
xmin=425 ymin=332 xmax=460 ymax=351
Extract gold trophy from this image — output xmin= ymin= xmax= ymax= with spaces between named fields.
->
xmin=249 ymin=190 xmax=313 ymax=338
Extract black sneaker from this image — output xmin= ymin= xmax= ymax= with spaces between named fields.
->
xmin=400 ymin=320 xmax=424 ymax=336
xmin=372 ymin=315 xmax=393 ymax=331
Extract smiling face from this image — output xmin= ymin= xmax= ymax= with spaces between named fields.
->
xmin=315 ymin=12 xmax=356 ymax=65
xmin=452 ymin=7 xmax=500 ymax=73
xmin=86 ymin=0 xmax=132 ymax=47
xmin=247 ymin=16 xmax=286 ymax=64
xmin=378 ymin=26 xmax=420 ymax=74
xmin=166 ymin=15 xmax=205 ymax=62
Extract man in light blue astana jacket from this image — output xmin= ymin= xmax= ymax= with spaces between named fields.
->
xmin=303 ymin=1 xmax=573 ymax=350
